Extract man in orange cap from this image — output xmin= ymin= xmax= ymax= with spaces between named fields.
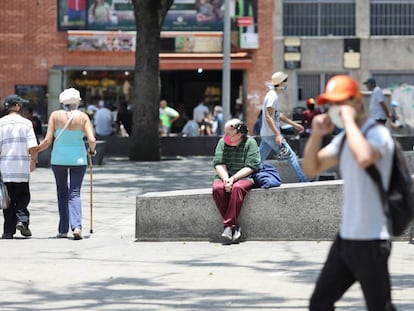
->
xmin=303 ymin=75 xmax=396 ymax=310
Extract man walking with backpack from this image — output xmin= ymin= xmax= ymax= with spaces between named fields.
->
xmin=303 ymin=75 xmax=397 ymax=310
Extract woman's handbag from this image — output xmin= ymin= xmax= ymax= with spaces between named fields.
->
xmin=0 ymin=175 xmax=10 ymax=210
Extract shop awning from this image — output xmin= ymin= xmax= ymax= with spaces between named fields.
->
xmin=160 ymin=52 xmax=253 ymax=70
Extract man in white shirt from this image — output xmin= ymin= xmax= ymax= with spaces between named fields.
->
xmin=303 ymin=75 xmax=396 ymax=311
xmin=0 ymin=95 xmax=38 ymax=239
xmin=363 ymin=78 xmax=392 ymax=125
xmin=259 ymin=71 xmax=308 ymax=182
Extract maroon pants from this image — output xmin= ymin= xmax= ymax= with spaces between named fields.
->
xmin=212 ymin=179 xmax=254 ymax=228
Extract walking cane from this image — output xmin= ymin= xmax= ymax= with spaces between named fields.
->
xmin=88 ymin=153 xmax=94 ymax=234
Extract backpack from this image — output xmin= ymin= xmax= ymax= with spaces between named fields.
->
xmin=340 ymin=124 xmax=414 ymax=236
xmin=252 ymin=161 xmax=282 ymax=189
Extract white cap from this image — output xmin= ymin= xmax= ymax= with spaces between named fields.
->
xmin=59 ymin=88 xmax=82 ymax=104
xmin=271 ymin=72 xmax=288 ymax=85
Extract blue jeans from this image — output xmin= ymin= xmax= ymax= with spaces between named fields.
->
xmin=259 ymin=136 xmax=308 ymax=182
xmin=52 ymin=165 xmax=86 ymax=234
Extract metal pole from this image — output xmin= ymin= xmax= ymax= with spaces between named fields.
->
xmin=222 ymin=0 xmax=231 ymax=124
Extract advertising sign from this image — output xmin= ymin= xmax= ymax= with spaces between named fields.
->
xmin=60 ymin=0 xmax=259 ymax=50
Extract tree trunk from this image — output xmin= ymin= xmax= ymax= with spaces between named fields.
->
xmin=129 ymin=0 xmax=173 ymax=161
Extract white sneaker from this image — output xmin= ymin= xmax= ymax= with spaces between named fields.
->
xmin=73 ymin=228 xmax=83 ymax=240
xmin=220 ymin=227 xmax=232 ymax=243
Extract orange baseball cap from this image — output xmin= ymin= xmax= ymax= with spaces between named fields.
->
xmin=306 ymin=98 xmax=315 ymax=106
xmin=316 ymin=75 xmax=361 ymax=105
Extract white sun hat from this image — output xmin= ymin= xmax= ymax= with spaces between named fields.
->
xmin=271 ymin=72 xmax=288 ymax=85
xmin=59 ymin=88 xmax=82 ymax=105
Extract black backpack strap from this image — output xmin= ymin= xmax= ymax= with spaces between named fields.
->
xmin=365 ymin=164 xmax=391 ymax=215
xmin=362 ymin=124 xmax=395 ymax=234
xmin=338 ymin=122 xmax=393 ymax=231
xmin=338 ymin=122 xmax=379 ymax=157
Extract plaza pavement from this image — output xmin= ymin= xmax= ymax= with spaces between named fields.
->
xmin=0 ymin=156 xmax=413 ymax=311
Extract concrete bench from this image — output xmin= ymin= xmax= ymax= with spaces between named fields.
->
xmin=136 ymin=180 xmax=344 ymax=241
xmin=135 ymin=151 xmax=414 ymax=241
xmin=135 ymin=179 xmax=414 ymax=241
xmin=272 ymin=151 xmax=414 ymax=183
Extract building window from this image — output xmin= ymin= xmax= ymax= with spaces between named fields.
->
xmin=283 ymin=0 xmax=355 ymax=36
xmin=371 ymin=0 xmax=414 ymax=36
xmin=297 ymin=73 xmax=344 ymax=102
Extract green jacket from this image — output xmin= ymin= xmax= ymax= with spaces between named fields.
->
xmin=213 ymin=136 xmax=261 ymax=182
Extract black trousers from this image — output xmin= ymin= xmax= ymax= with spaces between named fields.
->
xmin=3 ymin=182 xmax=30 ymax=234
xmin=310 ymin=235 xmax=396 ymax=311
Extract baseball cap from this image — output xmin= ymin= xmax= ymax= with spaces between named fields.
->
xmin=4 ymin=94 xmax=29 ymax=108
xmin=363 ymin=78 xmax=376 ymax=85
xmin=391 ymin=100 xmax=400 ymax=108
xmin=316 ymin=75 xmax=361 ymax=105
xmin=271 ymin=72 xmax=288 ymax=86
xmin=306 ymin=98 xmax=315 ymax=106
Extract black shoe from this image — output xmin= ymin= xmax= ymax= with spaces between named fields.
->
xmin=409 ymin=237 xmax=414 ymax=245
xmin=2 ymin=233 xmax=13 ymax=239
xmin=16 ymin=222 xmax=32 ymax=237
xmin=232 ymin=226 xmax=242 ymax=244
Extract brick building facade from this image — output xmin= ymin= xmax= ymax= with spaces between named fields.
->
xmin=0 ymin=1 xmax=275 ymax=131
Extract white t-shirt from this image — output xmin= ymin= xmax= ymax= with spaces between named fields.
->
xmin=260 ymin=88 xmax=281 ymax=137
xmin=369 ymin=86 xmax=386 ymax=120
xmin=0 ymin=113 xmax=38 ymax=182
xmin=325 ymin=119 xmax=394 ymax=240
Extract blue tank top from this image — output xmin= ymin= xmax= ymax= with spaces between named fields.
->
xmin=51 ymin=129 xmax=87 ymax=165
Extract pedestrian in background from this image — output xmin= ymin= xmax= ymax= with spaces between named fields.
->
xmin=1 ymin=95 xmax=38 ymax=239
xmin=94 ymin=100 xmax=114 ymax=140
xmin=159 ymin=99 xmax=180 ymax=136
xmin=193 ymin=101 xmax=209 ymax=125
xmin=37 ymin=88 xmax=96 ymax=240
xmin=259 ymin=71 xmax=308 ymax=182
xmin=116 ymin=101 xmax=132 ymax=136
xmin=363 ymin=78 xmax=392 ymax=125
xmin=212 ymin=119 xmax=260 ymax=244
xmin=301 ymin=97 xmax=321 ymax=137
xmin=212 ymin=105 xmax=223 ymax=135
xmin=303 ymin=75 xmax=396 ymax=311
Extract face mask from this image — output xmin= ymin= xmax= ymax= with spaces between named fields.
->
xmin=328 ymin=105 xmax=344 ymax=129
xmin=277 ymin=84 xmax=288 ymax=92
xmin=223 ymin=134 xmax=237 ymax=146
xmin=223 ymin=134 xmax=233 ymax=146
